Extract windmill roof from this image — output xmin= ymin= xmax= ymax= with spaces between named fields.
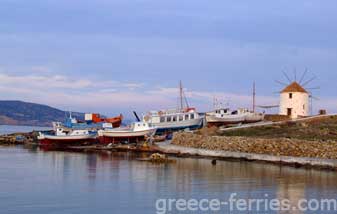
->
xmin=281 ymin=82 xmax=308 ymax=93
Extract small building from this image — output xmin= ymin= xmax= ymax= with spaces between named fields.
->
xmin=279 ymin=82 xmax=309 ymax=119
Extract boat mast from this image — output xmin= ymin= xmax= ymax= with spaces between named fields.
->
xmin=179 ymin=80 xmax=183 ymax=111
xmin=253 ymin=81 xmax=256 ymax=113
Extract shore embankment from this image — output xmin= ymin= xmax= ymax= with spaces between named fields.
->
xmin=168 ymin=130 xmax=337 ymax=170
xmin=157 ymin=142 xmax=337 ymax=170
xmin=0 ymin=132 xmax=38 ymax=145
xmin=171 ymin=132 xmax=337 ymax=159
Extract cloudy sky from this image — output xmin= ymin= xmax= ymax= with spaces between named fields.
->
xmin=1 ymin=0 xmax=337 ymax=117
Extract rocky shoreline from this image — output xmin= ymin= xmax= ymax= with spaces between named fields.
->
xmin=4 ymin=127 xmax=337 ymax=170
xmin=0 ymin=132 xmax=38 ymax=145
xmin=171 ymin=132 xmax=337 ymax=159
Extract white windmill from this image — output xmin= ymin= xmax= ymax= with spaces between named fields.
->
xmin=277 ymin=69 xmax=319 ymax=119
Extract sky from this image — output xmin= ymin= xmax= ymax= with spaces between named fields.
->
xmin=1 ymin=0 xmax=337 ymax=117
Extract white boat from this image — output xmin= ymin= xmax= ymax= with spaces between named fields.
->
xmin=243 ymin=110 xmax=265 ymax=123
xmin=98 ymin=122 xmax=157 ymax=144
xmin=206 ymin=108 xmax=264 ymax=126
xmin=143 ymin=108 xmax=203 ymax=134
xmin=206 ymin=108 xmax=245 ymax=126
xmin=38 ymin=128 xmax=97 ymax=145
xmin=142 ymin=81 xmax=204 ymax=134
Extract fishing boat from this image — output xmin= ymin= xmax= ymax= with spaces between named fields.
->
xmin=37 ymin=128 xmax=97 ymax=146
xmin=53 ymin=113 xmax=123 ymax=131
xmin=98 ymin=122 xmax=157 ymax=144
xmin=206 ymin=108 xmax=264 ymax=127
xmin=142 ymin=81 xmax=204 ymax=135
xmin=206 ymin=108 xmax=245 ymax=126
xmin=244 ymin=110 xmax=265 ymax=123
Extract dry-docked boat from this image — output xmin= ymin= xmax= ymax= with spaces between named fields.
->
xmin=143 ymin=108 xmax=203 ymax=135
xmin=142 ymin=81 xmax=204 ymax=135
xmin=98 ymin=122 xmax=157 ymax=144
xmin=244 ymin=110 xmax=265 ymax=123
xmin=53 ymin=113 xmax=123 ymax=131
xmin=37 ymin=128 xmax=97 ymax=146
xmin=206 ymin=108 xmax=264 ymax=127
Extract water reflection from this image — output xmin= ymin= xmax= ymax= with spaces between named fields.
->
xmin=1 ymin=146 xmax=337 ymax=214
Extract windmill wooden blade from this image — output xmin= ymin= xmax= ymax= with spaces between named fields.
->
xmin=293 ymin=68 xmax=297 ymax=82
xmin=309 ymin=95 xmax=320 ymax=100
xmin=302 ymin=76 xmax=316 ymax=87
xmin=282 ymin=71 xmax=292 ymax=83
xmin=305 ymin=86 xmax=320 ymax=90
xmin=275 ymin=80 xmax=288 ymax=86
xmin=299 ymin=68 xmax=308 ymax=84
xmin=257 ymin=105 xmax=279 ymax=109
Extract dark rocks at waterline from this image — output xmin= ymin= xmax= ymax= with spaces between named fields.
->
xmin=0 ymin=132 xmax=39 ymax=145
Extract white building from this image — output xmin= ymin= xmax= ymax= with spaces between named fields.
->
xmin=279 ymin=82 xmax=309 ymax=119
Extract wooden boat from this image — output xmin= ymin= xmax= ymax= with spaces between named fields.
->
xmin=98 ymin=122 xmax=157 ymax=144
xmin=206 ymin=108 xmax=245 ymax=127
xmin=244 ymin=111 xmax=265 ymax=123
xmin=206 ymin=108 xmax=264 ymax=127
xmin=37 ymin=128 xmax=97 ymax=146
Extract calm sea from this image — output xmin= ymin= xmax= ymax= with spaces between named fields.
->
xmin=1 ymin=126 xmax=337 ymax=214
xmin=0 ymin=146 xmax=337 ymax=214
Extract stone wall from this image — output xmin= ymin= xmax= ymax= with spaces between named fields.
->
xmin=172 ymin=132 xmax=337 ymax=159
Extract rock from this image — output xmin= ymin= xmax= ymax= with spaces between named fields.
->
xmin=172 ymin=132 xmax=337 ymax=160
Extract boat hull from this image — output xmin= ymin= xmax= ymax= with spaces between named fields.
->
xmin=98 ymin=129 xmax=156 ymax=144
xmin=206 ymin=114 xmax=245 ymax=127
xmin=151 ymin=118 xmax=204 ymax=135
xmin=38 ymin=135 xmax=97 ymax=146
xmin=206 ymin=113 xmax=265 ymax=127
xmin=244 ymin=113 xmax=265 ymax=123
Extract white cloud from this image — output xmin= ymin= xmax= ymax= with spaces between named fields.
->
xmin=0 ymin=73 xmax=93 ymax=89
xmin=0 ymin=71 xmax=333 ymax=116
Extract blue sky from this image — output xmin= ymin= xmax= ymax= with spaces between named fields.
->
xmin=1 ymin=0 xmax=337 ymax=117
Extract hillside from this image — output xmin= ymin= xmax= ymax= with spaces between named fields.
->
xmin=221 ymin=115 xmax=337 ymax=142
xmin=0 ymin=101 xmax=84 ymax=127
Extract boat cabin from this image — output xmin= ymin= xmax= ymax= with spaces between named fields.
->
xmin=131 ymin=122 xmax=154 ymax=131
xmin=214 ymin=108 xmax=250 ymax=117
xmin=144 ymin=110 xmax=199 ymax=124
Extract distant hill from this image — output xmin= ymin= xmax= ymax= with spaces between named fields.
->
xmin=0 ymin=101 xmax=84 ymax=127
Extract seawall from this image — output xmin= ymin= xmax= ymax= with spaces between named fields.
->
xmin=167 ymin=132 xmax=337 ymax=170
